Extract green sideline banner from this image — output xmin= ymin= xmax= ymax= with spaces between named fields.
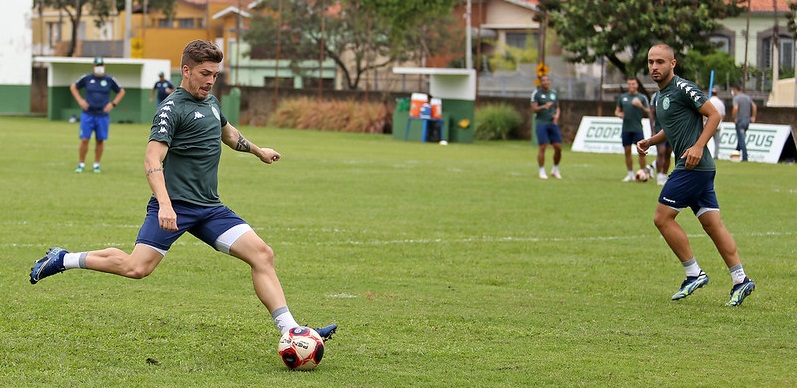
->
xmin=573 ymin=116 xmax=795 ymax=164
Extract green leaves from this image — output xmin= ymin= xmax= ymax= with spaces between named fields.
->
xmin=539 ymin=0 xmax=746 ymax=76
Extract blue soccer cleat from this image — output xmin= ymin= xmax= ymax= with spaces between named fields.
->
xmin=671 ymin=271 xmax=709 ymax=300
xmin=29 ymin=247 xmax=68 ymax=285
xmin=313 ymin=324 xmax=338 ymax=342
xmin=725 ymin=278 xmax=756 ymax=306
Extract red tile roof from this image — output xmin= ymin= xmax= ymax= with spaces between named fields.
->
xmin=747 ymin=0 xmax=791 ymax=12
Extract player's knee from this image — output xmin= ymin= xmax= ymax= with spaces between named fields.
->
xmin=653 ymin=212 xmax=669 ymax=229
xmin=250 ymin=243 xmax=275 ymax=269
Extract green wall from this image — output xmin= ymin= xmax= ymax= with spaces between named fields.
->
xmin=392 ymin=98 xmax=474 ymax=143
xmin=49 ymin=87 xmax=156 ymax=124
xmin=0 ymin=85 xmax=31 ymax=114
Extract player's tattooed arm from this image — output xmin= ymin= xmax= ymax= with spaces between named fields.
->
xmin=235 ymin=131 xmax=251 ymax=152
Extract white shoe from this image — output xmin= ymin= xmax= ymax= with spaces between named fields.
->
xmin=622 ymin=175 xmax=634 ymax=182
xmin=551 ymin=171 xmax=562 ymax=179
xmin=539 ymin=172 xmax=549 ymax=180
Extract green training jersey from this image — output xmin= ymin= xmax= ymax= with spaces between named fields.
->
xmin=530 ymin=87 xmax=558 ymax=125
xmin=616 ymin=92 xmax=649 ymax=133
xmin=149 ymin=87 xmax=229 ymax=206
xmin=655 ymin=75 xmax=715 ymax=171
xmin=650 ymin=91 xmax=663 ymax=134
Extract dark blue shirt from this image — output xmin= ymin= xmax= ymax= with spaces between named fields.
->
xmin=74 ymin=74 xmax=123 ymax=117
xmin=153 ymin=79 xmax=175 ymax=103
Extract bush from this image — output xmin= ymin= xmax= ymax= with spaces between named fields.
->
xmin=474 ymin=103 xmax=523 ymax=141
xmin=269 ymin=97 xmax=389 ymax=134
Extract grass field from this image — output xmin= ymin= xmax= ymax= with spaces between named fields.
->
xmin=1 ymin=117 xmax=795 ymax=387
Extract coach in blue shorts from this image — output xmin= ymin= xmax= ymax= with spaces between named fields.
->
xmin=69 ymin=57 xmax=125 ymax=173
xmin=530 ymin=75 xmax=563 ymax=179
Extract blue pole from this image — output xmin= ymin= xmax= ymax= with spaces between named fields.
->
xmin=708 ymin=70 xmax=716 ymax=97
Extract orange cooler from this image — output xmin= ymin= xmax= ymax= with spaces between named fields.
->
xmin=430 ymin=98 xmax=442 ymax=119
xmin=409 ymin=93 xmax=428 ymax=118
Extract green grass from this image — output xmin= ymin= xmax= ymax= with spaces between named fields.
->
xmin=1 ymin=117 xmax=795 ymax=387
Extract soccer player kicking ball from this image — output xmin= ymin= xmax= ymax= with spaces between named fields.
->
xmin=637 ymin=43 xmax=755 ymax=306
xmin=30 ymin=40 xmax=337 ymax=339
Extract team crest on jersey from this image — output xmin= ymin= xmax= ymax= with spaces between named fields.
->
xmin=662 ymin=97 xmax=670 ymax=110
xmin=212 ymin=106 xmax=220 ymax=121
xmin=100 ymin=80 xmax=108 ymax=87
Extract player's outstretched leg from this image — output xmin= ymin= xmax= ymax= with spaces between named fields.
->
xmin=314 ymin=324 xmax=338 ymax=342
xmin=725 ymin=278 xmax=755 ymax=306
xmin=671 ymin=272 xmax=709 ymax=300
xmin=30 ymin=247 xmax=69 ymax=284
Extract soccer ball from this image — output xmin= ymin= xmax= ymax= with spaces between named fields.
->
xmin=278 ymin=326 xmax=325 ymax=370
xmin=635 ymin=169 xmax=649 ymax=182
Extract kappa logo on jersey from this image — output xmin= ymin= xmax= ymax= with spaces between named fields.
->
xmin=193 ymin=111 xmax=205 ymax=120
xmin=165 ymin=101 xmax=174 ymax=106
xmin=161 ymin=106 xmax=172 ymax=112
xmin=158 ymin=127 xmax=167 ymax=134
xmin=159 ymin=112 xmax=169 ymax=118
xmin=158 ymin=119 xmax=167 ymax=126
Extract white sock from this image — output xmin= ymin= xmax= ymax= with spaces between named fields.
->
xmin=63 ymin=252 xmax=88 ymax=269
xmin=729 ymin=264 xmax=747 ymax=285
xmin=552 ymin=165 xmax=559 ymax=173
xmin=93 ymin=162 xmax=100 ymax=169
xmin=627 ymin=170 xmax=634 ymax=177
xmin=539 ymin=167 xmax=546 ymax=174
xmin=77 ymin=162 xmax=85 ymax=168
xmin=682 ymin=257 xmax=702 ymax=277
xmin=271 ymin=305 xmax=300 ymax=334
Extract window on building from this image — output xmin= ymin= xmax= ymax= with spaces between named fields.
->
xmin=710 ymin=35 xmax=731 ymax=54
xmin=78 ymin=22 xmax=86 ymax=40
xmin=47 ymin=22 xmax=62 ymax=48
xmin=762 ymin=35 xmax=795 ymax=69
xmin=157 ymin=18 xmax=172 ymax=28
xmin=505 ymin=32 xmax=529 ymax=49
xmin=177 ymin=18 xmax=195 ymax=28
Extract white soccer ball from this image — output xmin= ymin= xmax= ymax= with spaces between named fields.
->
xmin=439 ymin=140 xmax=448 ymax=146
xmin=635 ymin=169 xmax=649 ymax=182
xmin=730 ymin=150 xmax=741 ymax=162
xmin=278 ymin=326 xmax=325 ymax=370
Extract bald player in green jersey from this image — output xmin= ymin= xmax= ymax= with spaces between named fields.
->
xmin=636 ymin=43 xmax=755 ymax=306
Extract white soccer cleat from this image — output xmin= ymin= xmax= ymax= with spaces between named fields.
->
xmin=551 ymin=171 xmax=562 ymax=179
xmin=539 ymin=171 xmax=549 ymax=180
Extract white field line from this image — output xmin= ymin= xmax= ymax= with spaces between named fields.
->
xmin=3 ymin=226 xmax=794 ymax=249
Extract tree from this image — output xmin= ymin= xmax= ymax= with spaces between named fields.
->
xmin=537 ymin=0 xmax=747 ymax=77
xmin=35 ymin=0 xmax=176 ymax=58
xmin=244 ymin=0 xmax=461 ymax=90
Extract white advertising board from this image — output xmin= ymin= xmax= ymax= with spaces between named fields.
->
xmin=573 ymin=116 xmax=794 ymax=164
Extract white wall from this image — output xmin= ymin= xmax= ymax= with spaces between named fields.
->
xmin=0 ymin=0 xmax=33 ymax=85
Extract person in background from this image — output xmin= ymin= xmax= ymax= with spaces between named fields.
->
xmin=638 ymin=43 xmax=755 ymax=306
xmin=708 ymin=86 xmax=726 ymax=160
xmin=530 ymin=75 xmax=563 ymax=179
xmin=69 ymin=57 xmax=125 ymax=173
xmin=615 ymin=77 xmax=650 ymax=182
xmin=731 ymin=84 xmax=756 ymax=162
xmin=149 ymin=71 xmax=175 ymax=106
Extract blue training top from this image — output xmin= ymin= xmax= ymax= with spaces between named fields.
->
xmin=74 ymin=74 xmax=123 ymax=117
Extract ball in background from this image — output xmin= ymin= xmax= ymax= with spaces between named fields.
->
xmin=278 ymin=326 xmax=325 ymax=370
xmin=635 ymin=169 xmax=649 ymax=182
